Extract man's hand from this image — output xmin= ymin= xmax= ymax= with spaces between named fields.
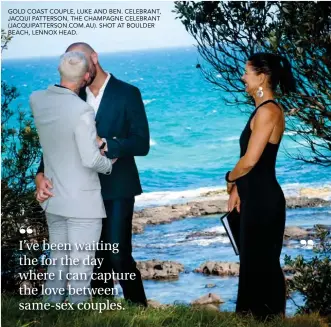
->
xmin=96 ymin=135 xmax=103 ymax=147
xmin=35 ymin=173 xmax=54 ymax=203
xmin=228 ymin=185 xmax=240 ymax=213
xmin=97 ymin=135 xmax=117 ymax=163
xmin=97 ymin=136 xmax=110 ymax=157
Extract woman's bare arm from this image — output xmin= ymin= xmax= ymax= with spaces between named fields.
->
xmin=228 ymin=104 xmax=282 ymax=182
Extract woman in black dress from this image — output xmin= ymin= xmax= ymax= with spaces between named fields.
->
xmin=226 ymin=53 xmax=296 ymax=320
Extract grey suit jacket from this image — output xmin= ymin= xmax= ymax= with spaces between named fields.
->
xmin=30 ymin=85 xmax=112 ymax=218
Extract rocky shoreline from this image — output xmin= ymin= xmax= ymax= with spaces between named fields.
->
xmin=136 ymin=260 xmax=185 ymax=280
xmin=132 ymin=196 xmax=330 ymax=234
xmin=136 ymin=259 xmax=320 ymax=281
xmin=136 ymin=260 xmax=299 ymax=283
xmin=133 ymin=190 xmax=330 ymax=310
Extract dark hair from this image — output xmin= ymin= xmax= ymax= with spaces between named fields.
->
xmin=248 ymin=52 xmax=297 ymax=94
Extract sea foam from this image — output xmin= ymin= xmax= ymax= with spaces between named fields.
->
xmin=135 ymin=183 xmax=331 ymax=208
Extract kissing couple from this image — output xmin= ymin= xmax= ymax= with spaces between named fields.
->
xmin=31 ymin=42 xmax=150 ymax=306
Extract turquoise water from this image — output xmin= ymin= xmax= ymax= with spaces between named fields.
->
xmin=2 ymin=47 xmax=331 ymax=199
xmin=128 ymin=206 xmax=330 ymax=315
xmin=2 ymin=47 xmax=330 ymax=314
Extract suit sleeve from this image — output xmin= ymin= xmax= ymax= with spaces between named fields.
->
xmin=74 ymin=106 xmax=113 ymax=175
xmin=105 ymin=87 xmax=150 ymax=159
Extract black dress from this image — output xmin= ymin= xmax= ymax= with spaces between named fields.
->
xmin=235 ymin=100 xmax=286 ymax=320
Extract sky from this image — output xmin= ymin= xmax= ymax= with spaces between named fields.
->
xmin=1 ymin=1 xmax=196 ymax=59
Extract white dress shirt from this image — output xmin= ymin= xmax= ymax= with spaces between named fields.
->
xmin=86 ymin=72 xmax=111 ymax=115
xmin=86 ymin=72 xmax=111 ymax=151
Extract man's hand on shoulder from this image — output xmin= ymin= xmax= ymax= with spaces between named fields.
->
xmin=35 ymin=173 xmax=54 ymax=203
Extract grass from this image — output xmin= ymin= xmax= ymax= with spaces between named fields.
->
xmin=1 ymin=295 xmax=330 ymax=327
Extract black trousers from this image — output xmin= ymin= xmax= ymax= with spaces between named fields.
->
xmin=91 ymin=198 xmax=147 ymax=306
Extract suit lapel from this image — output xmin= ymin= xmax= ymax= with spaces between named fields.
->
xmin=78 ymin=75 xmax=117 ymax=130
xmin=95 ymin=75 xmax=116 ymax=123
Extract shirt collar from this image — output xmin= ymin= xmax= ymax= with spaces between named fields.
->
xmin=54 ymin=84 xmax=70 ymax=90
xmin=86 ymin=72 xmax=111 ymax=95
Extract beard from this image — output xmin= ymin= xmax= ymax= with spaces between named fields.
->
xmin=86 ymin=70 xmax=97 ymax=86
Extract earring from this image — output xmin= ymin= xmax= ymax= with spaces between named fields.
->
xmin=257 ymin=86 xmax=264 ymax=98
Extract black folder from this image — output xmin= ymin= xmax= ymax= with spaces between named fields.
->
xmin=220 ymin=209 xmax=240 ymax=255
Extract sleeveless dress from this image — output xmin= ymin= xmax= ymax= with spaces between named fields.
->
xmin=235 ymin=100 xmax=286 ymax=319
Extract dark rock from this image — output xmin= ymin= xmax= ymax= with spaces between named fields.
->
xmin=186 ymin=231 xmax=222 ymax=240
xmin=205 ymin=284 xmax=216 ymax=288
xmin=195 ymin=261 xmax=240 ymax=277
xmin=132 ymin=195 xmax=330 ymax=235
xmin=192 ymin=293 xmax=224 ymax=305
xmin=284 ymin=226 xmax=310 ymax=240
xmin=137 ymin=260 xmax=184 ymax=280
xmin=147 ymin=299 xmax=171 ymax=309
xmin=196 ymin=261 xmax=296 ymax=277
xmin=286 ymin=197 xmax=330 ymax=209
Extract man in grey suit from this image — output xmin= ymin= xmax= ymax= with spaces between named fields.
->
xmin=30 ymin=51 xmax=113 ymax=304
xmin=36 ymin=43 xmax=150 ymax=307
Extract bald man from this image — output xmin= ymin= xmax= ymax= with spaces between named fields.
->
xmin=35 ymin=42 xmax=150 ymax=307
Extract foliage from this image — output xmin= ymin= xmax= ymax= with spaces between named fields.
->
xmin=1 ymin=30 xmax=47 ymax=293
xmin=1 ymin=28 xmax=12 ymax=52
xmin=284 ymin=226 xmax=331 ymax=316
xmin=174 ymin=1 xmax=331 ymax=166
xmin=1 ymin=296 xmax=330 ymax=327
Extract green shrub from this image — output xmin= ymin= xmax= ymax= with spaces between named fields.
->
xmin=1 ymin=29 xmax=47 ymax=294
xmin=284 ymin=226 xmax=331 ymax=316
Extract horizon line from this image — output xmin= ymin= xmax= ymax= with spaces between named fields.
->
xmin=1 ymin=44 xmax=197 ymax=61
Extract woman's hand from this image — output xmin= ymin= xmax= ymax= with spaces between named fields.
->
xmin=227 ymin=182 xmax=235 ymax=194
xmin=228 ymin=185 xmax=240 ymax=213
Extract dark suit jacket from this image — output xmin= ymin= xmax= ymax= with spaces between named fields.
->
xmin=37 ymin=75 xmax=150 ymax=200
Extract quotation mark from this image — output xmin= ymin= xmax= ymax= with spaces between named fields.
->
xmin=300 ymin=239 xmax=314 ymax=247
xmin=19 ymin=226 xmax=33 ymax=234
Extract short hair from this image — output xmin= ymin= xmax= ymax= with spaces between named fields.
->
xmin=65 ymin=42 xmax=94 ymax=54
xmin=58 ymin=51 xmax=88 ymax=84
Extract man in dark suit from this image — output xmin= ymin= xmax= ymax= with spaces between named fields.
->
xmin=35 ymin=42 xmax=150 ymax=306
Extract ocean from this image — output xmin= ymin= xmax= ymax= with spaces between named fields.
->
xmin=2 ymin=46 xmax=330 ymax=314
xmin=129 ymin=206 xmax=331 ymax=314
xmin=2 ymin=47 xmax=330 ymax=203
